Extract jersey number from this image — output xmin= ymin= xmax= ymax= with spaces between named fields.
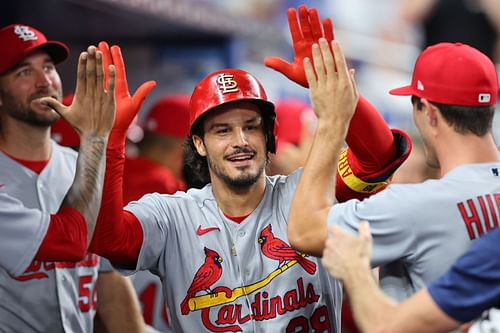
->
xmin=286 ymin=306 xmax=331 ymax=333
xmin=79 ymin=274 xmax=97 ymax=312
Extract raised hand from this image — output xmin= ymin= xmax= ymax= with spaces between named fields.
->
xmin=264 ymin=5 xmax=334 ymax=87
xmin=40 ymin=46 xmax=116 ymax=140
xmin=98 ymin=41 xmax=156 ymax=140
xmin=39 ymin=45 xmax=117 ymax=245
xmin=305 ymin=39 xmax=358 ymax=132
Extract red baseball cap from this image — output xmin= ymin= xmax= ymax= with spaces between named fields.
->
xmin=0 ymin=24 xmax=69 ymax=75
xmin=275 ymin=99 xmax=316 ymax=151
xmin=143 ymin=95 xmax=190 ymax=139
xmin=390 ymin=43 xmax=498 ymax=106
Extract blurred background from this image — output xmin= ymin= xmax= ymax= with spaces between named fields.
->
xmin=2 ymin=0 xmax=499 ymax=140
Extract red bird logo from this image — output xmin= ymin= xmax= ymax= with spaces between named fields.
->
xmin=180 ymin=247 xmax=223 ymax=315
xmin=258 ymin=224 xmax=316 ymax=275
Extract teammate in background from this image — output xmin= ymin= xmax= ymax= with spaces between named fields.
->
xmin=288 ymin=14 xmax=500 ymax=308
xmin=266 ymin=99 xmax=316 ymax=176
xmin=322 ymin=222 xmax=500 ymax=333
xmin=123 ymin=95 xmax=191 ymax=333
xmin=123 ymin=94 xmax=189 ymax=204
xmin=0 ymin=24 xmax=146 ymax=332
xmin=88 ymin=6 xmax=411 ymax=331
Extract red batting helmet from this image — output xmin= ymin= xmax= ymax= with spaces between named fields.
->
xmin=189 ymin=69 xmax=277 ymax=153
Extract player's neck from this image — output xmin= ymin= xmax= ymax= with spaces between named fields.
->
xmin=0 ymin=119 xmax=52 ymax=160
xmin=211 ymin=176 xmax=266 ymax=217
xmin=436 ymin=133 xmax=500 ymax=176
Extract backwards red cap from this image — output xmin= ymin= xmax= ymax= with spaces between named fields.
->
xmin=390 ymin=42 xmax=498 ymax=106
xmin=144 ymin=95 xmax=190 ymax=139
xmin=0 ymin=24 xmax=69 ymax=75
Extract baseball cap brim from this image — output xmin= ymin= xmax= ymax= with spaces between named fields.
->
xmin=1 ymin=41 xmax=69 ymax=75
xmin=389 ymin=85 xmax=415 ymax=96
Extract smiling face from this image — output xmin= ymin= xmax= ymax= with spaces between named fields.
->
xmin=192 ymin=101 xmax=268 ymax=190
xmin=0 ymin=49 xmax=62 ymax=127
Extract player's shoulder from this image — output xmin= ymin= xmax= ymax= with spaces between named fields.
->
xmin=132 ymin=183 xmax=215 ymax=209
xmin=375 ymin=178 xmax=443 ymax=203
xmin=445 ymin=163 xmax=500 ymax=181
xmin=265 ymin=168 xmax=303 ymax=187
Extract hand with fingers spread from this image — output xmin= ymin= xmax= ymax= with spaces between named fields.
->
xmin=321 ymin=222 xmax=372 ymax=281
xmin=40 ymin=46 xmax=116 ymax=141
xmin=38 ymin=45 xmax=117 ymax=245
xmin=97 ymin=41 xmax=156 ymax=143
xmin=264 ymin=5 xmax=334 ymax=87
xmin=304 ymin=39 xmax=358 ymax=133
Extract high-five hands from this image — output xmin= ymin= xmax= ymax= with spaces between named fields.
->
xmin=97 ymin=41 xmax=156 ymax=141
xmin=264 ymin=5 xmax=334 ymax=87
xmin=40 ymin=46 xmax=116 ymax=139
xmin=304 ymin=39 xmax=358 ymax=132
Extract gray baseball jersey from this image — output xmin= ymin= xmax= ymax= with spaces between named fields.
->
xmin=121 ymin=169 xmax=342 ymax=332
xmin=328 ymin=163 xmax=500 ymax=302
xmin=0 ymin=141 xmax=102 ymax=333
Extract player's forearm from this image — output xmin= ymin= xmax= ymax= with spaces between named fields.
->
xmin=289 ymin=121 xmax=344 ymax=256
xmin=346 ymin=272 xmax=459 ymax=333
xmin=89 ymin=142 xmax=143 ymax=267
xmin=342 ymin=265 xmax=396 ymax=333
xmin=345 ymin=96 xmax=396 ymax=173
xmin=61 ymin=134 xmax=108 ymax=246
xmin=96 ymin=272 xmax=145 ymax=333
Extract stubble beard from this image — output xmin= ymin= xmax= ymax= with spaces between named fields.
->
xmin=207 ymin=153 xmax=266 ymax=189
xmin=0 ymin=89 xmax=61 ymax=127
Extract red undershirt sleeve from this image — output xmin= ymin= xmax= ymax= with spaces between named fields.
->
xmin=89 ymin=136 xmax=143 ymax=268
xmin=35 ymin=207 xmax=87 ymax=262
xmin=345 ymin=95 xmax=396 ymax=177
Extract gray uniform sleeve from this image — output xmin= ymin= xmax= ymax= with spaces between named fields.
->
xmin=0 ymin=193 xmax=49 ymax=277
xmin=327 ymin=184 xmax=418 ymax=266
xmin=98 ymin=257 xmax=115 ymax=273
xmin=123 ymin=193 xmax=171 ymax=274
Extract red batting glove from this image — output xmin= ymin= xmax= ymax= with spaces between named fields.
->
xmin=264 ymin=5 xmax=334 ymax=87
xmin=98 ymin=41 xmax=156 ymax=146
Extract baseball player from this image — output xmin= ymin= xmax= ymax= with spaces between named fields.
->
xmin=288 ymin=15 xmax=500 ymax=309
xmin=88 ymin=21 xmax=411 ymax=330
xmin=124 ymin=95 xmax=191 ymax=333
xmin=0 ymin=24 xmax=114 ymax=276
xmin=123 ymin=94 xmax=190 ymax=204
xmin=322 ymin=223 xmax=500 ymax=333
xmin=0 ymin=24 xmax=145 ymax=332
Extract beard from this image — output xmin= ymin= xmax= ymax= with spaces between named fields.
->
xmin=0 ymin=89 xmax=61 ymax=127
xmin=207 ymin=147 xmax=267 ymax=189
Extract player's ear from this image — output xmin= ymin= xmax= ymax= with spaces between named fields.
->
xmin=421 ymin=98 xmax=438 ymax=127
xmin=192 ymin=135 xmax=207 ymax=157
